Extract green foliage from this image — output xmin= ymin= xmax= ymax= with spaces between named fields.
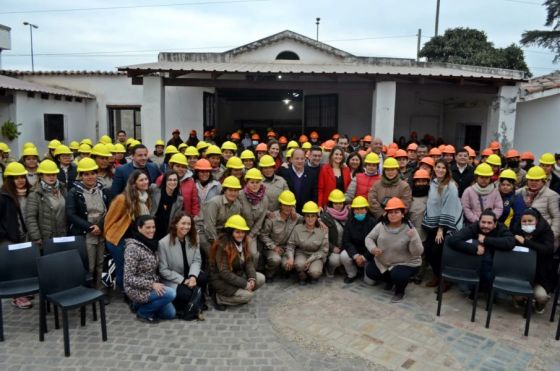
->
xmin=520 ymin=0 xmax=560 ymax=62
xmin=1 ymin=120 xmax=22 ymax=141
xmin=419 ymin=27 xmax=531 ymax=76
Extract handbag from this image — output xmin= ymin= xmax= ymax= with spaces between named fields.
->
xmin=177 ymin=285 xmax=203 ymax=321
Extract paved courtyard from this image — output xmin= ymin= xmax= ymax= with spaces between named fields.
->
xmin=1 ymin=276 xmax=560 ymax=370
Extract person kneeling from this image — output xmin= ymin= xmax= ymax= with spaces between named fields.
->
xmin=209 ymin=215 xmax=265 ymax=310
xmin=124 ymin=216 xmax=176 ymax=323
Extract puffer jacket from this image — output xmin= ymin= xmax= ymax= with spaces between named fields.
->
xmin=26 ymin=183 xmax=68 ymax=241
xmin=66 ymin=181 xmax=111 ymax=236
xmin=517 ymin=185 xmax=560 ymax=241
xmin=461 ymin=185 xmax=503 ymax=224
xmin=367 ymin=177 xmax=412 ymax=219
xmin=124 ymin=238 xmax=159 ymax=304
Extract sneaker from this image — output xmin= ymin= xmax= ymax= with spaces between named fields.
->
xmin=12 ymin=297 xmax=32 ymax=309
xmin=535 ymin=301 xmax=546 ymax=314
xmin=344 ymin=275 xmax=357 ymax=284
xmin=391 ymin=293 xmax=404 ymax=303
xmin=136 ymin=314 xmax=159 ymax=324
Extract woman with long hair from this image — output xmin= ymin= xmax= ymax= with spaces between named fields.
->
xmin=345 ymin=152 xmax=364 ymax=180
xmin=267 ymin=139 xmax=283 ymax=170
xmin=208 ymin=214 xmax=265 ymax=310
xmin=150 ymin=171 xmax=184 ymax=241
xmin=104 ymin=170 xmax=152 ymax=291
xmin=317 ymin=146 xmax=351 ymax=207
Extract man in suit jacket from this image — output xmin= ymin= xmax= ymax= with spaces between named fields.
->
xmin=111 ymin=144 xmax=161 ymax=195
xmin=277 ymin=148 xmax=318 ymax=213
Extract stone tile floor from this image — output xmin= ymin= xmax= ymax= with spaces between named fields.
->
xmin=1 ymin=276 xmax=559 ymax=370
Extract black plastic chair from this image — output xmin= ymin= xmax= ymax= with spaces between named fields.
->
xmin=485 ymin=248 xmax=537 ymax=336
xmin=549 ymin=263 xmax=560 ymax=323
xmin=0 ymin=242 xmax=40 ymax=341
xmin=436 ymin=242 xmax=482 ymax=322
xmin=37 ymin=250 xmax=107 ymax=357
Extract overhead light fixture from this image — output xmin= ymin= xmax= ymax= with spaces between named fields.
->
xmin=288 ymin=105 xmax=294 ymax=110
xmin=292 ymin=92 xmax=300 ymax=98
xmin=277 ymin=75 xmax=282 ymax=79
xmin=282 ymin=99 xmax=291 ymax=105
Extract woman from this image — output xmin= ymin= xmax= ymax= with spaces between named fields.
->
xmin=320 ymin=189 xmax=349 ymax=277
xmin=160 ymin=145 xmax=179 ymax=173
xmin=90 ymin=143 xmax=114 ymax=190
xmin=184 ymin=146 xmax=200 ymax=172
xmin=317 ymin=146 xmax=351 ymax=207
xmin=422 ymin=160 xmax=464 ymax=288
xmin=418 ymin=156 xmax=435 ymax=178
xmin=112 ymin=143 xmax=128 ymax=167
xmin=285 ymin=201 xmax=329 ymax=285
xmin=259 ymin=154 xmax=288 ymax=211
xmin=461 ymin=163 xmax=503 ymax=225
xmin=104 ymin=170 xmax=152 ymax=290
xmin=345 ymin=152 xmax=380 ymax=202
xmin=53 ymin=145 xmax=77 ymax=191
xmin=368 ymin=157 xmax=412 ymax=219
xmin=0 ymin=162 xmax=33 ymax=309
xmin=220 ymin=141 xmax=237 ymax=163
xmin=346 ymin=152 xmax=364 ymax=180
xmin=512 ymin=208 xmax=559 ymax=313
xmin=20 ymin=146 xmax=40 ymax=187
xmin=255 ymin=143 xmax=268 ymax=161
xmin=150 ymin=171 xmax=184 ymax=241
xmin=193 ymin=159 xmax=222 ymax=235
xmin=497 ymin=169 xmax=525 ymax=229
xmin=240 ymin=149 xmax=256 ymax=171
xmin=365 ymin=197 xmax=424 ymax=302
xmin=158 ymin=213 xmax=208 ymax=317
xmin=221 ymin=156 xmax=244 ymax=185
xmin=267 ymin=139 xmax=283 ymax=170
xmin=124 ymin=216 xmax=176 ymax=323
xmin=26 ymin=159 xmax=67 ymax=245
xmin=408 ymin=169 xmax=431 ymax=283
xmin=209 ymin=214 xmax=265 ymax=310
xmin=66 ymin=158 xmax=111 ymax=293
xmin=238 ymin=168 xmax=269 ymax=264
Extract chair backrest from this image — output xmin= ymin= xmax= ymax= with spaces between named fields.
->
xmin=0 ymin=242 xmax=39 ymax=282
xmin=441 ymin=241 xmax=482 ymax=272
xmin=42 ymin=236 xmax=89 ymax=272
xmin=493 ymin=248 xmax=537 ymax=283
xmin=37 ymin=250 xmax=88 ymax=295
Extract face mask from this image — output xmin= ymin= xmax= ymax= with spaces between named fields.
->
xmin=252 ymin=140 xmax=258 ymax=146
xmin=507 ymin=160 xmax=519 ymax=169
xmin=354 ymin=213 xmax=366 ymax=221
xmin=521 ymin=225 xmax=536 ymax=234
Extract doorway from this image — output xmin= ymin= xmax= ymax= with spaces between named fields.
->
xmin=464 ymin=124 xmax=482 ymax=150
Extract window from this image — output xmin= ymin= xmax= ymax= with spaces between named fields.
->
xmin=203 ymin=92 xmax=216 ymax=130
xmin=304 ymin=94 xmax=338 ymax=136
xmin=276 ymin=51 xmax=300 ymax=60
xmin=44 ymin=114 xmax=64 ymax=141
xmin=108 ymin=106 xmax=141 ymax=140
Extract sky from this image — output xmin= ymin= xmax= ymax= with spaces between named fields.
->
xmin=0 ymin=0 xmax=556 ymax=77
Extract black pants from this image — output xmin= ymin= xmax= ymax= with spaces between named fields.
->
xmin=365 ymin=262 xmax=419 ymax=295
xmin=173 ymin=271 xmax=208 ymax=310
xmin=423 ymin=228 xmax=444 ymax=277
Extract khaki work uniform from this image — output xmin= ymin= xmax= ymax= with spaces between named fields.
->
xmin=263 ymin=175 xmax=289 ymax=211
xmin=259 ymin=211 xmax=302 ymax=277
xmin=238 ymin=190 xmax=269 ymax=265
xmin=286 ymin=224 xmax=329 ymax=280
xmin=201 ymin=195 xmax=242 ymax=254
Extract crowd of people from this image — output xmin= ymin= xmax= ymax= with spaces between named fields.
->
xmin=0 ymin=127 xmax=559 ymax=323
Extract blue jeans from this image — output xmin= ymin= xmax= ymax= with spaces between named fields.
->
xmin=136 ymin=287 xmax=176 ymax=320
xmin=106 ymin=240 xmax=125 ymax=290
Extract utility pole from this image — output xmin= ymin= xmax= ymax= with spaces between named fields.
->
xmin=316 ymin=17 xmax=321 ymax=41
xmin=416 ymin=29 xmax=422 ymax=61
xmin=23 ymin=22 xmax=38 ymax=72
xmin=435 ymin=0 xmax=440 ymax=36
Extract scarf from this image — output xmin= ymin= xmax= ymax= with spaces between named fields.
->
xmin=381 ymin=173 xmax=400 ymax=187
xmin=138 ymin=191 xmax=150 ymax=215
xmin=472 ymin=182 xmax=494 ymax=196
xmin=132 ymin=228 xmax=159 ymax=253
xmin=40 ymin=179 xmax=62 ymax=196
xmin=16 ymin=188 xmax=27 ymax=197
xmin=73 ymin=180 xmax=104 ymax=194
xmin=524 ymin=187 xmax=540 ymax=207
xmin=244 ymin=184 xmax=266 ymax=205
xmin=326 ymin=205 xmax=349 ymax=221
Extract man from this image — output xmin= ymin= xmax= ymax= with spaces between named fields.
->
xmin=416 ymin=145 xmax=428 ymax=161
xmin=167 ymin=129 xmax=183 ymax=147
xmin=451 ymin=147 xmax=475 ymax=197
xmin=336 ymin=135 xmax=350 ymax=154
xmin=116 ymin=130 xmax=127 ymax=145
xmin=149 ymin=139 xmax=165 ymax=166
xmin=305 ymin=145 xmax=323 ymax=185
xmin=350 ymin=136 xmax=360 ymax=152
xmin=504 ymin=149 xmax=527 ymax=187
xmin=370 ymin=137 xmax=384 ymax=172
xmin=186 ymin=130 xmax=199 ymax=147
xmin=111 ymin=144 xmax=162 ymax=195
xmin=277 ymin=148 xmax=318 ymax=212
xmin=447 ymin=209 xmax=515 ymax=288
xmin=539 ymin=152 xmax=560 ymax=195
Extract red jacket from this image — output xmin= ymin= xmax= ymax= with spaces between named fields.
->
xmin=355 ymin=172 xmax=380 ymax=198
xmin=155 ymin=174 xmax=200 ymax=217
xmin=318 ymin=164 xmax=351 ymax=207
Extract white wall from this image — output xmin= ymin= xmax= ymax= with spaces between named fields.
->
xmin=515 ymin=94 xmax=560 ymax=158
xmin=165 ymin=86 xmax=214 ymax=141
xmin=230 ymin=39 xmax=343 ymax=64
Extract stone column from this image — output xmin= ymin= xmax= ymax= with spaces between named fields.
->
xmin=485 ymin=84 xmax=519 ymax=151
xmin=371 ymin=80 xmax=396 ymax=144
xmin=141 ymin=76 xmax=165 ymax=148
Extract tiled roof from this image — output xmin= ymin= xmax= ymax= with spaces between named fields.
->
xmin=0 ymin=74 xmax=95 ymax=98
xmin=522 ymin=71 xmax=560 ymax=94
xmin=0 ymin=70 xmax=124 ymax=76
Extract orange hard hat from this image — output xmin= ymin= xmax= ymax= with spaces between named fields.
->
xmin=407 ymin=143 xmax=418 ymax=151
xmin=466 ymin=147 xmax=476 ymax=157
xmin=204 ymin=131 xmax=211 ymax=137
xmin=489 ymin=141 xmax=501 ymax=150
xmin=413 ymin=169 xmax=431 ymax=180
xmin=381 ymin=145 xmax=387 ymax=153
xmin=251 ymin=133 xmax=260 ymax=141
xmin=394 ymin=149 xmax=408 ymax=158
xmin=481 ymin=148 xmax=493 ymax=157
xmin=255 ymin=143 xmax=268 ymax=152
xmin=332 ymin=133 xmax=340 ymax=140
xmin=278 ymin=136 xmax=288 ymax=144
xmin=194 ymin=158 xmax=212 ymax=171
xmin=299 ymin=134 xmax=308 ymax=143
xmin=443 ymin=145 xmax=456 ymax=154
xmin=438 ymin=144 xmax=446 ymax=152
xmin=505 ymin=149 xmax=520 ymax=158
xmin=322 ymin=140 xmax=335 ymax=151
xmin=351 ymin=136 xmax=359 ymax=142
xmin=384 ymin=197 xmax=406 ymax=211
xmin=363 ymin=135 xmax=372 ymax=142
xmin=520 ymin=151 xmax=535 ymax=161
xmin=428 ymin=148 xmax=442 ymax=156
xmin=231 ymin=132 xmax=241 ymax=140
xmin=267 ymin=131 xmax=276 ymax=138
xmin=420 ymin=157 xmax=435 ymax=168
xmin=388 ymin=142 xmax=398 ymax=150
xmin=310 ymin=131 xmax=319 ymax=139
xmin=386 ymin=148 xmax=397 ymax=158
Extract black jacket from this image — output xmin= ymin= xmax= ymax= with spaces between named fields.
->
xmin=342 ymin=213 xmax=376 ymax=259
xmin=66 ymin=182 xmax=112 ymax=236
xmin=0 ymin=191 xmax=26 ymax=243
xmin=57 ymin=163 xmax=78 ymax=191
xmin=550 ymin=172 xmax=560 ymax=196
xmin=277 ymin=166 xmax=318 ymax=213
xmin=451 ymin=164 xmax=474 ymax=198
xmin=447 ymin=222 xmax=515 ymax=256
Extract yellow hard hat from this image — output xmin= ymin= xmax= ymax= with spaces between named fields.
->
xmin=226 ymin=156 xmax=244 ymax=169
xmin=258 ymin=154 xmax=275 ymax=168
xmin=113 ymin=143 xmax=126 ymax=153
xmin=499 ymin=169 xmax=517 ymax=182
xmin=178 ymin=143 xmax=188 ymax=150
xmin=0 ymin=142 xmax=11 ymax=153
xmin=328 ymin=189 xmax=346 ymax=203
xmin=164 ymin=145 xmax=179 ymax=155
xmin=196 ymin=140 xmax=210 ymax=151
xmin=539 ymin=152 xmax=555 ymax=166
xmin=104 ymin=143 xmax=115 ymax=153
xmin=77 ymin=157 xmax=99 ymax=173
xmin=221 ymin=141 xmax=238 ymax=152
xmin=48 ymin=139 xmax=62 ymax=149
xmin=351 ymin=196 xmax=369 ymax=209
xmin=224 ymin=214 xmax=250 ymax=231
xmin=222 ymin=175 xmax=242 ymax=189
xmin=99 ymin=135 xmax=112 ymax=145
xmin=364 ymin=152 xmax=380 ymax=164
xmin=3 ymin=162 xmax=27 ymax=177
xmin=302 ymin=201 xmax=320 ymax=214
xmin=486 ymin=154 xmax=502 ymax=167
xmin=22 ymin=146 xmax=40 ymax=157
xmin=23 ymin=142 xmax=36 ymax=150
xmin=69 ymin=141 xmax=80 ymax=150
xmin=37 ymin=159 xmax=60 ymax=174
xmin=474 ymin=163 xmax=493 ymax=177
xmin=80 ymin=138 xmax=93 ymax=147
xmin=287 ymin=140 xmax=299 ymax=150
xmin=244 ymin=168 xmax=263 ymax=181
xmin=78 ymin=143 xmax=92 ymax=154
xmin=169 ymin=153 xmax=188 ymax=167
xmin=301 ymin=142 xmax=312 ymax=150
xmin=205 ymin=145 xmax=222 ymax=156
xmin=91 ymin=143 xmax=111 ymax=157
xmin=383 ymin=157 xmax=399 ymax=169
xmin=278 ymin=190 xmax=296 ymax=206
xmin=240 ymin=149 xmax=256 ymax=160
xmin=155 ymin=139 xmax=165 ymax=147
xmin=286 ymin=148 xmax=295 ymax=159
xmin=54 ymin=145 xmax=73 ymax=157
xmin=129 ymin=140 xmax=141 ymax=147
xmin=125 ymin=138 xmax=134 ymax=146
xmin=184 ymin=146 xmax=199 ymax=157
xmin=526 ymin=166 xmax=547 ymax=180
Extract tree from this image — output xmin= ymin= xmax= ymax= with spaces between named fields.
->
xmin=419 ymin=27 xmax=531 ymax=76
xmin=520 ymin=0 xmax=560 ymax=62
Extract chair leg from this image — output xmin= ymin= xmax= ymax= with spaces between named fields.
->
xmin=54 ymin=306 xmax=60 ymax=329
xmin=62 ymin=309 xmax=70 ymax=357
xmin=524 ymin=295 xmax=532 ymax=337
xmin=556 ymin=312 xmax=560 ymax=340
xmin=0 ymin=299 xmax=4 ymax=342
xmin=91 ymin=302 xmax=97 ymax=322
xmin=485 ymin=287 xmax=495 ymax=329
xmin=550 ymin=286 xmax=559 ymax=322
xmin=80 ymin=306 xmax=86 ymax=327
xmin=46 ymin=301 xmax=51 ymax=313
xmin=99 ymin=299 xmax=107 ymax=342
xmin=39 ymin=295 xmax=45 ymax=341
xmin=436 ymin=278 xmax=443 ymax=316
xmin=471 ymin=282 xmax=480 ymax=323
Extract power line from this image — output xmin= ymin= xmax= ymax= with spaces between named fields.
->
xmin=0 ymin=0 xmax=270 ymax=15
xmin=501 ymin=0 xmax=542 ymax=4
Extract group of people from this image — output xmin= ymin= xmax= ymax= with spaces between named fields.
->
xmin=0 ymin=128 xmax=558 ymax=324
